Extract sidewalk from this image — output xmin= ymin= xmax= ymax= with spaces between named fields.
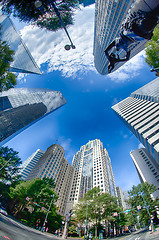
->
xmin=46 ymin=227 xmax=159 ymax=240
xmin=145 ymin=226 xmax=159 ymax=239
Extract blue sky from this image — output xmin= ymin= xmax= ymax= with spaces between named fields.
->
xmin=5 ymin=5 xmax=157 ymax=192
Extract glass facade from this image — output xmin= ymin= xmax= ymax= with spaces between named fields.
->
xmin=0 ymin=12 xmax=42 ymax=74
xmin=80 ymin=150 xmax=93 ymax=198
xmin=93 ymin=0 xmax=147 ymax=75
xmin=0 ymin=88 xmax=66 ymax=145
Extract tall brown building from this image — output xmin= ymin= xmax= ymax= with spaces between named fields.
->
xmin=26 ymin=144 xmax=73 ymax=216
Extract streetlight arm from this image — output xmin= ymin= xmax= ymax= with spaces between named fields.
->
xmin=35 ymin=0 xmax=75 ymax=50
xmin=49 ymin=0 xmax=75 ymax=48
xmin=0 ymin=158 xmax=11 ymax=171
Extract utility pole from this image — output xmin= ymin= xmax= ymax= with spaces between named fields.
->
xmin=41 ymin=195 xmax=54 ymax=232
xmin=84 ymin=201 xmax=89 ymax=240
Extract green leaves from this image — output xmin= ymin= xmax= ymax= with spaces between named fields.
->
xmin=145 ymin=25 xmax=159 ymax=68
xmin=9 ymin=178 xmax=57 ymax=210
xmin=0 ymin=37 xmax=17 ymax=91
xmin=8 ymin=177 xmax=62 ymax=231
xmin=0 ymin=0 xmax=79 ymax=32
xmin=74 ymin=187 xmax=121 ymax=237
xmin=128 ymin=182 xmax=159 ymax=225
xmin=0 ymin=146 xmax=22 ymax=182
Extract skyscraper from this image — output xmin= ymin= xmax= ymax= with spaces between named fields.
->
xmin=26 ymin=144 xmax=73 ymax=216
xmin=0 ymin=88 xmax=66 ymax=146
xmin=112 ymin=77 xmax=159 ymax=164
xmin=19 ymin=149 xmax=45 ymax=180
xmin=65 ymin=139 xmax=117 ymax=213
xmin=93 ymin=0 xmax=147 ymax=75
xmin=116 ymin=186 xmax=127 ymax=210
xmin=130 ymin=148 xmax=159 ymax=199
xmin=0 ymin=12 xmax=42 ymax=74
xmin=79 ymin=0 xmax=95 ymax=7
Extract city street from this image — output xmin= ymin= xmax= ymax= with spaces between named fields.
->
xmin=1 ymin=213 xmax=159 ymax=240
xmin=0 ymin=213 xmax=56 ymax=240
xmin=102 ymin=228 xmax=159 ymax=240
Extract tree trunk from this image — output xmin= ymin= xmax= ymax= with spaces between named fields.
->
xmin=95 ymin=218 xmax=97 ymax=240
xmin=62 ymin=221 xmax=69 ymax=239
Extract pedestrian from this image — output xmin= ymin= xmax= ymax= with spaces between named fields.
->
xmin=46 ymin=227 xmax=48 ymax=232
xmin=149 ymin=224 xmax=152 ymax=234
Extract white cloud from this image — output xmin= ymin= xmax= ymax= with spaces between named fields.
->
xmin=20 ymin=5 xmax=95 ymax=78
xmin=58 ymin=136 xmax=77 ymax=163
xmin=19 ymin=5 xmax=146 ymax=82
xmin=17 ymin=73 xmax=28 ymax=83
xmin=108 ymin=50 xmax=146 ymax=82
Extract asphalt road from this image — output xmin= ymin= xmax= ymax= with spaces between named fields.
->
xmin=1 ymin=213 xmax=159 ymax=240
xmin=106 ymin=228 xmax=159 ymax=240
xmin=0 ymin=213 xmax=56 ymax=240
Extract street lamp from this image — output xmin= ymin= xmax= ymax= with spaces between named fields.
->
xmin=84 ymin=201 xmax=89 ymax=240
xmin=137 ymin=190 xmax=156 ymax=232
xmin=35 ymin=0 xmax=76 ymax=50
xmin=41 ymin=194 xmax=54 ymax=232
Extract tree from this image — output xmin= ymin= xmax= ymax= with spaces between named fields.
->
xmin=74 ymin=187 xmax=121 ymax=239
xmin=128 ymin=182 xmax=159 ymax=226
xmin=145 ymin=25 xmax=159 ymax=69
xmin=9 ymin=178 xmax=62 ymax=232
xmin=0 ymin=38 xmax=17 ymax=91
xmin=0 ymin=146 xmax=22 ymax=182
xmin=0 ymin=0 xmax=79 ymax=32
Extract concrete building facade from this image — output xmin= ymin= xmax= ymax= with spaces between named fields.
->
xmin=65 ymin=139 xmax=117 ymax=213
xmin=26 ymin=144 xmax=73 ymax=216
xmin=116 ymin=186 xmax=127 ymax=210
xmin=112 ymin=77 xmax=159 ymax=164
xmin=130 ymin=148 xmax=159 ymax=199
xmin=20 ymin=149 xmax=45 ymax=180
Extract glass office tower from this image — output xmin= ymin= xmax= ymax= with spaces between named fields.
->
xmin=0 ymin=88 xmax=66 ymax=146
xmin=93 ymin=0 xmax=147 ymax=75
xmin=112 ymin=77 xmax=159 ymax=164
xmin=0 ymin=12 xmax=42 ymax=74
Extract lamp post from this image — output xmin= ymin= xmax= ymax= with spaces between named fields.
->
xmin=35 ymin=0 xmax=75 ymax=50
xmin=41 ymin=194 xmax=54 ymax=232
xmin=84 ymin=201 xmax=89 ymax=240
xmin=138 ymin=191 xmax=156 ymax=232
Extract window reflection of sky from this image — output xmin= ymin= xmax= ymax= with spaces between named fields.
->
xmin=83 ymin=153 xmax=93 ymax=176
xmin=0 ymin=12 xmax=42 ymax=74
xmin=80 ymin=150 xmax=93 ymax=198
